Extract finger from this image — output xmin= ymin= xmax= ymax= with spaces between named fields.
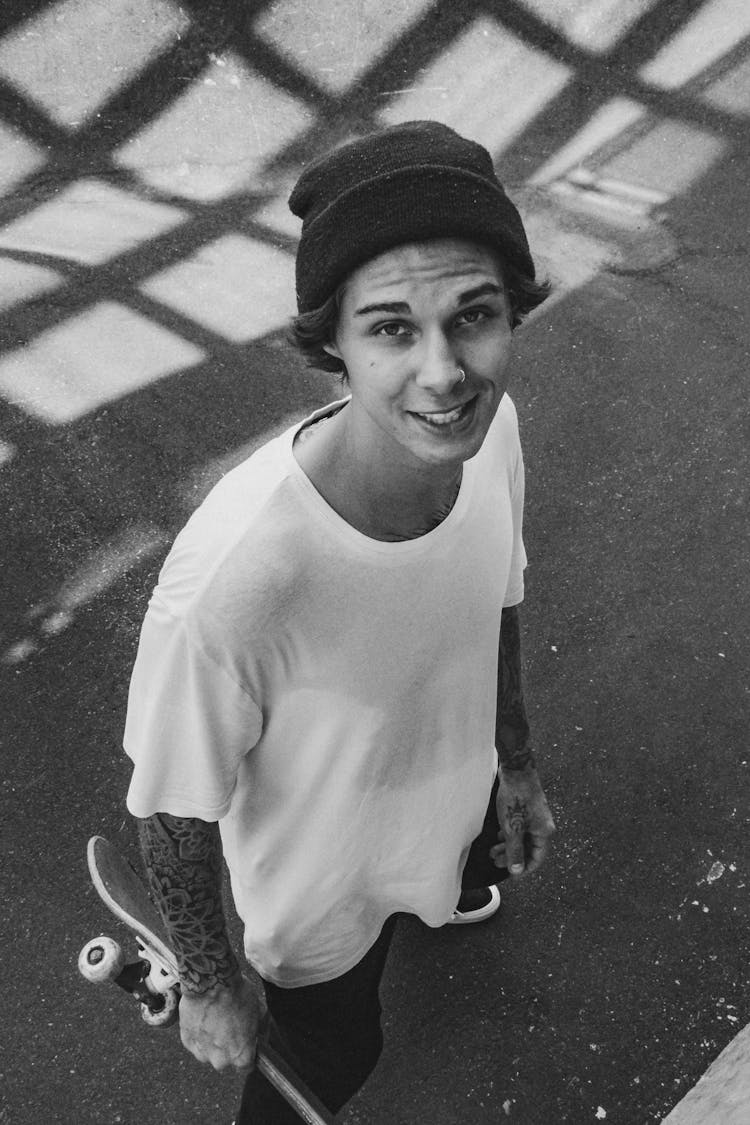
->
xmin=181 ymin=1031 xmax=208 ymax=1065
xmin=523 ymin=831 xmax=552 ymax=875
xmin=505 ymin=832 xmax=525 ymax=874
xmin=522 ymin=848 xmax=543 ymax=875
xmin=190 ymin=1041 xmax=229 ymax=1071
xmin=210 ymin=1054 xmax=233 ymax=1073
xmin=208 ymin=1041 xmax=255 ymax=1072
xmin=501 ymin=795 xmax=527 ymax=875
xmin=231 ymin=1049 xmax=256 ymax=1073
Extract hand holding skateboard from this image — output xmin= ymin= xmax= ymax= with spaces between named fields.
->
xmin=79 ymin=836 xmax=334 ymax=1124
xmin=179 ymin=970 xmax=266 ymax=1072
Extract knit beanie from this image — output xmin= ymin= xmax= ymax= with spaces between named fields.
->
xmin=288 ymin=120 xmax=535 ymax=314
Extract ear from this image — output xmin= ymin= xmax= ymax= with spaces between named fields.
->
xmin=323 ymin=341 xmax=343 ymax=361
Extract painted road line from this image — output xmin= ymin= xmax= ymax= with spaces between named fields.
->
xmin=662 ymin=1023 xmax=750 ymax=1123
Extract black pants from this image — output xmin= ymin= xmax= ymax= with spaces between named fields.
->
xmin=237 ymin=781 xmax=507 ymax=1123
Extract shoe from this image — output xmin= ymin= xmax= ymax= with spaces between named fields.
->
xmin=448 ymin=885 xmax=501 ymax=924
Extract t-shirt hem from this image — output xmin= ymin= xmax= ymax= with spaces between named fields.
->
xmin=125 ymin=788 xmax=232 ymax=822
xmin=502 ymin=587 xmax=524 ymax=608
xmin=248 ymin=919 xmax=395 ymax=989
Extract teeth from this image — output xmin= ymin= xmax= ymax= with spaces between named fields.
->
xmin=416 ymin=405 xmax=464 ymax=425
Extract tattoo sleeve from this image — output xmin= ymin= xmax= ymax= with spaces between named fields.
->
xmin=137 ymin=813 xmax=241 ymax=995
xmin=495 ymin=604 xmax=535 ymax=772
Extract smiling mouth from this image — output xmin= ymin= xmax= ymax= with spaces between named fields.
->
xmin=411 ymin=396 xmax=476 ymax=427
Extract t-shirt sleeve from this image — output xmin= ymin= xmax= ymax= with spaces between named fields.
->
xmin=124 ymin=599 xmax=263 ymax=821
xmin=502 ymin=408 xmax=527 ymax=609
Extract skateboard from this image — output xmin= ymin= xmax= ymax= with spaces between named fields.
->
xmin=79 ymin=835 xmax=334 ymax=1125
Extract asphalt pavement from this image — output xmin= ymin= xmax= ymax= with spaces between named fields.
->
xmin=2 ymin=2 xmax=749 ymax=1123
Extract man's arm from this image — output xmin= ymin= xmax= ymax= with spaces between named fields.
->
xmin=137 ymin=812 xmax=265 ymax=1071
xmin=495 ymin=604 xmax=535 ymax=772
xmin=492 ymin=605 xmax=556 ymax=876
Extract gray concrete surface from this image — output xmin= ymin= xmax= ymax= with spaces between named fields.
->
xmin=662 ymin=1024 xmax=750 ymax=1124
xmin=2 ymin=2 xmax=749 ymax=1123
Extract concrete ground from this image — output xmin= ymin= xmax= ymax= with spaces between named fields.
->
xmin=2 ymin=2 xmax=749 ymax=1123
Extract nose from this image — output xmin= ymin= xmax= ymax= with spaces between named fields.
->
xmin=415 ymin=330 xmax=462 ymax=394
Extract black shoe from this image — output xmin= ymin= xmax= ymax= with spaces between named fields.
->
xmin=448 ymin=885 xmax=501 ymax=924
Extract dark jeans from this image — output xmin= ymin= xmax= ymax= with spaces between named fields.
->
xmin=237 ymin=781 xmax=507 ymax=1123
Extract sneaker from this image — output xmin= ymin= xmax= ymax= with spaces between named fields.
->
xmin=448 ymin=885 xmax=501 ymax=924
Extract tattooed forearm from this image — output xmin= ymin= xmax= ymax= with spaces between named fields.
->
xmin=496 ymin=605 xmax=535 ymax=772
xmin=137 ymin=813 xmax=241 ymax=995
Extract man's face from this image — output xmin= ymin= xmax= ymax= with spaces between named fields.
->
xmin=326 ymin=238 xmax=514 ymax=473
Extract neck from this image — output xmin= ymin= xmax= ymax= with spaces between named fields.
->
xmin=295 ymin=402 xmax=463 ymax=542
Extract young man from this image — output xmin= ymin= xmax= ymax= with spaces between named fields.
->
xmin=124 ymin=120 xmax=556 ymax=1122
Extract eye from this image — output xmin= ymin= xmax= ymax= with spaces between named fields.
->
xmin=374 ymin=321 xmax=410 ymax=337
xmin=456 ymin=307 xmax=488 ymax=327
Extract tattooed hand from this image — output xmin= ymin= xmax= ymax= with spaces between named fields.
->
xmin=137 ymin=813 xmax=266 ymax=1071
xmin=179 ymin=970 xmax=267 ymax=1072
xmin=490 ymin=763 xmax=556 ymax=877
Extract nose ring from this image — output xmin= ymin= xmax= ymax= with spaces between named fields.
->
xmin=457 ymin=366 xmax=466 ymax=384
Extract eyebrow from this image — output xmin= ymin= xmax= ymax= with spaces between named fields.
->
xmin=354 ymin=282 xmax=504 ymax=318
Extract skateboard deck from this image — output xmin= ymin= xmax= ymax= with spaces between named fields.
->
xmin=79 ymin=835 xmax=334 ymax=1125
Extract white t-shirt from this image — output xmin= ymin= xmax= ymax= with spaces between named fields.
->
xmin=125 ymin=394 xmax=527 ymax=987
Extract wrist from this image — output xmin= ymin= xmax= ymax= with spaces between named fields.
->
xmin=497 ymin=751 xmax=537 ymax=776
xmin=179 ymin=960 xmax=243 ymax=998
xmin=495 ymin=718 xmax=533 ymax=772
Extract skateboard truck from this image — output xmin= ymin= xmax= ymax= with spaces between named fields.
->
xmin=79 ymin=933 xmax=180 ymax=1027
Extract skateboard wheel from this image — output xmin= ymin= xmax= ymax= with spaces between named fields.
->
xmin=140 ymin=986 xmax=179 ymax=1028
xmin=78 ymin=936 xmax=126 ymax=983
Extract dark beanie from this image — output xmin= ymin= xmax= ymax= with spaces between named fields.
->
xmin=288 ymin=120 xmax=535 ymax=314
